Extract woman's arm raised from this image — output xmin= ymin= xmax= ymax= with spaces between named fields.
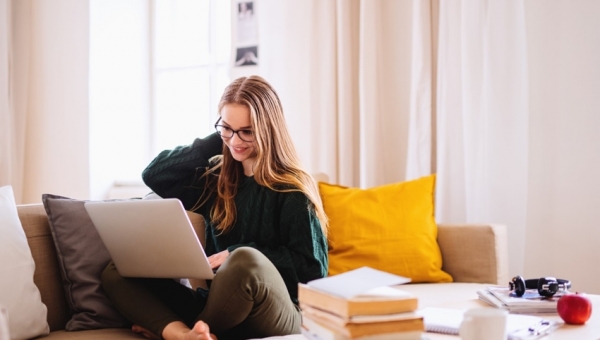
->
xmin=142 ymin=133 xmax=223 ymax=210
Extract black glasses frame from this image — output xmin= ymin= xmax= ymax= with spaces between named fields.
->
xmin=214 ymin=117 xmax=255 ymax=142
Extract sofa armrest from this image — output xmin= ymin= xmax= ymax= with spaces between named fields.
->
xmin=437 ymin=224 xmax=509 ymax=285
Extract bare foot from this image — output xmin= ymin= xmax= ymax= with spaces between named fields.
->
xmin=162 ymin=320 xmax=218 ymax=340
xmin=183 ymin=321 xmax=217 ymax=340
xmin=132 ymin=324 xmax=160 ymax=340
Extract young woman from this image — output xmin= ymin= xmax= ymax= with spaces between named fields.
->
xmin=102 ymin=76 xmax=328 ymax=340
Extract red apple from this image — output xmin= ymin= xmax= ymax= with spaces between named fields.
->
xmin=557 ymin=292 xmax=592 ymax=325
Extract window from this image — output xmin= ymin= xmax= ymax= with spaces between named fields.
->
xmin=152 ymin=0 xmax=231 ymax=154
xmin=89 ymin=0 xmax=231 ymax=200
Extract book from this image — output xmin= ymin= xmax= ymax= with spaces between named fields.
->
xmin=417 ymin=307 xmax=562 ymax=340
xmin=302 ymin=312 xmax=424 ymax=339
xmin=302 ymin=329 xmax=422 ymax=340
xmin=300 ymin=303 xmax=422 ymax=327
xmin=302 ymin=315 xmax=422 ymax=340
xmin=298 ymin=283 xmax=418 ymax=319
xmin=477 ymin=287 xmax=561 ymax=314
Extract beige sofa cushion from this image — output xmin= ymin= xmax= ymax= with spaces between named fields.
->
xmin=437 ymin=224 xmax=509 ymax=285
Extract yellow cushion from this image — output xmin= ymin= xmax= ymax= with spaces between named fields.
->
xmin=319 ymin=175 xmax=452 ymax=283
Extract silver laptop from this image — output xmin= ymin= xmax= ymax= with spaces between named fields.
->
xmin=84 ymin=198 xmax=214 ymax=280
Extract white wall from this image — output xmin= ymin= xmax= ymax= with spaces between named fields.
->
xmin=524 ymin=0 xmax=600 ymax=294
xmin=21 ymin=0 xmax=90 ymax=203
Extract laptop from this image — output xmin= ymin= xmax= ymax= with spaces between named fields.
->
xmin=84 ymin=198 xmax=214 ymax=280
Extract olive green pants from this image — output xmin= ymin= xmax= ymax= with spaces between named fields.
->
xmin=101 ymin=247 xmax=301 ymax=340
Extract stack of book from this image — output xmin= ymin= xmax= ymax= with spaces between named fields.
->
xmin=299 ymin=283 xmax=424 ymax=340
xmin=477 ymin=286 xmax=562 ymax=314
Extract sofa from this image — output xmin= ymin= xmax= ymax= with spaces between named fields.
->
xmin=17 ymin=202 xmax=509 ymax=340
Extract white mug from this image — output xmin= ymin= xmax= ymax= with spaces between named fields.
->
xmin=459 ymin=308 xmax=508 ymax=340
xmin=0 ymin=306 xmax=9 ymax=340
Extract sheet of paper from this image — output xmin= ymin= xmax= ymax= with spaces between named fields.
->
xmin=307 ymin=266 xmax=411 ymax=299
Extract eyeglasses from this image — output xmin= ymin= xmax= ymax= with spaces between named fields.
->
xmin=214 ymin=118 xmax=255 ymax=142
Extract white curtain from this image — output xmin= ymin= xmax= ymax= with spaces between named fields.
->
xmin=0 ymin=0 xmax=11 ymax=189
xmin=257 ymin=0 xmax=423 ymax=188
xmin=0 ymin=0 xmax=22 ymax=202
xmin=1 ymin=0 xmax=36 ymax=204
xmin=0 ymin=0 xmax=89 ymax=204
xmin=435 ymin=0 xmax=529 ymax=275
xmin=406 ymin=0 xmax=437 ymax=180
xmin=0 ymin=0 xmax=34 ymax=204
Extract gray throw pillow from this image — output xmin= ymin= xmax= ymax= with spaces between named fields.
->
xmin=41 ymin=194 xmax=130 ymax=331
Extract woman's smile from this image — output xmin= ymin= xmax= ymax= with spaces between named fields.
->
xmin=230 ymin=145 xmax=250 ymax=155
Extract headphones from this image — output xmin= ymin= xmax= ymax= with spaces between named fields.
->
xmin=508 ymin=276 xmax=571 ymax=298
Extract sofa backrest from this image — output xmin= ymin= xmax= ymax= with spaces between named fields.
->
xmin=17 ymin=203 xmax=207 ymax=332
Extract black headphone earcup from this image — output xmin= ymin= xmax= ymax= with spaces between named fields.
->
xmin=512 ymin=276 xmax=526 ymax=297
xmin=538 ymin=277 xmax=559 ymax=297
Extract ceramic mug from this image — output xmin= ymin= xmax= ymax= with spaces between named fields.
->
xmin=0 ymin=306 xmax=9 ymax=340
xmin=459 ymin=308 xmax=508 ymax=340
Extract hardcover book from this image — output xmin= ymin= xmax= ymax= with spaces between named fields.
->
xmin=298 ymin=284 xmax=418 ymax=319
xmin=301 ymin=312 xmax=424 ymax=339
xmin=300 ymin=303 xmax=421 ymax=327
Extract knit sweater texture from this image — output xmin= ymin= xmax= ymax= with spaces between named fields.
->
xmin=141 ymin=133 xmax=328 ymax=303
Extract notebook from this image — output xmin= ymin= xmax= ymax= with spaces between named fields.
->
xmin=84 ymin=198 xmax=215 ymax=280
xmin=417 ymin=307 xmax=562 ymax=340
xmin=478 ymin=287 xmax=560 ymax=314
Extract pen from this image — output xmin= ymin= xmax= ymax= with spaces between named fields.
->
xmin=528 ymin=320 xmax=552 ymax=336
xmin=508 ymin=319 xmax=560 ymax=340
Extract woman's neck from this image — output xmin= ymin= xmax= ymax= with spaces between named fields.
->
xmin=242 ymin=157 xmax=256 ymax=177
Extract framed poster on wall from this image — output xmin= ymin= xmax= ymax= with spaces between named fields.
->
xmin=233 ymin=1 xmax=259 ymax=68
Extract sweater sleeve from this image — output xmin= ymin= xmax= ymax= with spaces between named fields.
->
xmin=227 ymin=192 xmax=328 ymax=302
xmin=142 ymin=133 xmax=223 ymax=211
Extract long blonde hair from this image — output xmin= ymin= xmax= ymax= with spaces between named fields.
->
xmin=197 ymin=76 xmax=328 ymax=234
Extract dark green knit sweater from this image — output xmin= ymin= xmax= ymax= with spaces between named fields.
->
xmin=141 ymin=133 xmax=328 ymax=304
